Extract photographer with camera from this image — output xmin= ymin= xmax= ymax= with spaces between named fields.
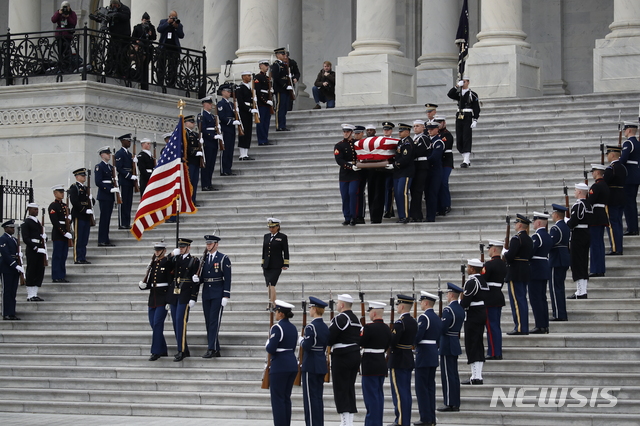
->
xmin=157 ymin=10 xmax=184 ymax=87
xmin=51 ymin=1 xmax=77 ymax=73
xmin=104 ymin=0 xmax=131 ymax=77
xmin=132 ymin=12 xmax=157 ymax=90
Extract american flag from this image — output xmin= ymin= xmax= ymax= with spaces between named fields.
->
xmin=354 ymin=136 xmax=399 ymax=161
xmin=130 ymin=116 xmax=196 ymax=240
xmin=455 ymin=0 xmax=470 ymax=79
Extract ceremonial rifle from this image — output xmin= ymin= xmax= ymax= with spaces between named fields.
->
xmin=284 ymin=60 xmax=296 ymax=101
xmin=64 ymin=184 xmax=73 ymax=248
xmin=153 ymin=133 xmax=158 ymax=165
xmin=600 ymin=135 xmax=604 ymax=165
xmin=196 ymin=111 xmax=206 ymax=168
xmin=15 ymin=224 xmax=26 ymax=286
xmin=294 ymin=284 xmax=306 ymax=386
xmin=86 ymin=168 xmax=96 ymax=226
xmin=141 ymin=252 xmax=156 ymax=286
xmin=231 ymin=84 xmax=245 ymax=137
xmin=212 ymin=94 xmax=225 ymax=152
xmin=460 ymin=255 xmax=465 ymax=287
xmin=40 ymin=208 xmax=48 ymax=267
xmin=563 ymin=179 xmax=571 ymax=219
xmin=583 ymin=156 xmax=588 ymax=185
xmin=111 ymin=145 xmax=123 ymax=204
xmin=618 ymin=109 xmax=623 ymax=148
xmin=261 ymin=306 xmax=274 ymax=389
xmin=266 ymin=67 xmax=275 ymax=115
xmin=385 ymin=288 xmax=395 ymax=367
xmin=324 ymin=289 xmax=333 ymax=383
xmin=437 ymin=275 xmax=443 ymax=318
xmin=132 ymin=127 xmax=140 ymax=193
xmin=251 ymin=74 xmax=261 ymax=124
xmin=358 ymin=276 xmax=366 ymax=327
xmin=504 ymin=206 xmax=511 ymax=251
xmin=479 ymin=228 xmax=484 ymax=263
xmin=412 ymin=276 xmax=417 ymax=318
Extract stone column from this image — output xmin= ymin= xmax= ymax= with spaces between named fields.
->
xmin=8 ymin=0 xmax=40 ymax=34
xmin=529 ymin=0 xmax=567 ymax=95
xmin=203 ymin=0 xmax=238 ymax=74
xmin=278 ymin=0 xmax=310 ymax=109
xmin=335 ymin=0 xmax=416 ymax=107
xmin=232 ymin=0 xmax=278 ymax=77
xmin=593 ymin=0 xmax=640 ymax=92
xmin=131 ymin=0 xmax=166 ymax=27
xmin=465 ymin=0 xmax=542 ymax=98
xmin=416 ymin=0 xmax=459 ymax=104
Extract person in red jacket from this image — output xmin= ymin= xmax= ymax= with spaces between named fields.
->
xmin=51 ymin=1 xmax=78 ymax=72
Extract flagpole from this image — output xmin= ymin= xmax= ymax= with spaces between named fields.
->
xmin=176 ymin=99 xmax=187 ymax=248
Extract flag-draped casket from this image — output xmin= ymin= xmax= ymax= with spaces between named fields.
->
xmin=353 ymin=136 xmax=399 ymax=168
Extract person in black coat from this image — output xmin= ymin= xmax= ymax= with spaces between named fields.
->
xmin=409 ymin=120 xmax=428 ymax=222
xmin=393 ymin=124 xmax=415 ymax=224
xmin=115 ymin=133 xmax=137 ymax=229
xmin=261 ymin=218 xmax=289 ymax=307
xmin=254 ymin=60 xmax=274 ymax=146
xmin=0 ymin=220 xmax=23 ymax=320
xmin=436 ymin=116 xmax=455 ymax=216
xmin=588 ymin=164 xmax=610 ymax=277
xmin=156 ymin=10 xmax=184 ymax=86
xmin=460 ymin=259 xmax=489 ymax=385
xmin=482 ymin=240 xmax=507 ymax=360
xmin=424 ymin=121 xmax=444 ymax=222
xmin=504 ymin=214 xmax=533 ymax=335
xmin=183 ymin=115 xmax=202 ymax=205
xmin=105 ymin=0 xmax=131 ymax=77
xmin=198 ymin=96 xmax=222 ymax=191
xmin=414 ymin=292 xmax=442 ymax=426
xmin=131 ymin=12 xmax=156 ymax=90
xmin=334 ymin=124 xmax=361 ymax=226
xmin=68 ymin=168 xmax=94 ymax=264
xmin=136 ymin=139 xmax=155 ymax=195
xmin=94 ymin=146 xmax=118 ymax=247
xmin=529 ymin=212 xmax=553 ymax=334
xmin=21 ymin=203 xmax=47 ymax=302
xmin=271 ymin=47 xmax=292 ymax=131
xmin=604 ymin=146 xmax=627 ymax=255
xmin=446 ymin=77 xmax=480 ymax=168
xmin=549 ymin=204 xmax=571 ymax=320
xmin=312 ymin=61 xmax=336 ymax=109
xmin=235 ymin=72 xmax=257 ymax=160
xmin=217 ymin=85 xmax=239 ymax=176
xmin=567 ymin=184 xmax=591 ymax=299
xmin=48 ymin=185 xmax=73 ymax=283
xmin=300 ymin=297 xmax=329 ymax=426
xmin=438 ymin=283 xmax=465 ymax=412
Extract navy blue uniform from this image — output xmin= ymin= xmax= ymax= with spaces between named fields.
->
xmin=136 ymin=150 xmax=155 ymax=195
xmin=334 ymin=138 xmax=360 ymax=223
xmin=262 ymin=231 xmax=289 ymax=288
xmin=460 ymin=274 xmax=489 ymax=362
xmin=438 ymin=127 xmax=454 ymax=214
xmin=328 ymin=310 xmax=361 ymax=415
xmin=48 ymin=199 xmax=70 ymax=281
xmin=410 ymin=133 xmax=429 ymax=222
xmin=254 ymin=71 xmax=272 ymax=145
xmin=68 ymin=181 xmax=93 ymax=262
xmin=217 ymin=98 xmax=236 ymax=175
xmin=620 ymin=136 xmax=640 ymax=233
xmin=140 ymin=254 xmax=174 ymax=356
xmin=0 ymin=231 xmax=20 ymax=317
xmin=271 ymin=60 xmax=290 ymax=131
xmin=529 ymin=227 xmax=552 ymax=330
xmin=588 ymin=178 xmax=610 ymax=275
xmin=504 ymin=230 xmax=533 ymax=334
xmin=168 ymin=253 xmax=200 ymax=354
xmin=360 ymin=318 xmax=392 ymax=426
xmin=604 ymin=160 xmax=627 ymax=254
xmin=568 ymin=198 xmax=591 ymax=282
xmin=482 ymin=255 xmax=506 ymax=357
xmin=94 ymin=160 xmax=115 ymax=245
xmin=549 ymin=219 xmax=570 ymax=320
xmin=21 ymin=216 xmax=46 ymax=288
xmin=199 ymin=109 xmax=218 ymax=189
xmin=388 ymin=312 xmax=417 ymax=426
xmin=235 ymin=82 xmax=254 ymax=150
xmin=439 ymin=300 xmax=464 ymax=408
xmin=393 ymin=137 xmax=414 ymax=221
xmin=115 ymin=146 xmax=134 ymax=228
xmin=414 ymin=308 xmax=442 ymax=425
xmin=185 ymin=127 xmax=201 ymax=203
xmin=301 ymin=317 xmax=329 ymax=426
xmin=199 ymin=250 xmax=231 ymax=352
xmin=425 ymin=134 xmax=444 ymax=222
xmin=447 ymin=86 xmax=480 ymax=155
xmin=266 ymin=317 xmax=298 ymax=426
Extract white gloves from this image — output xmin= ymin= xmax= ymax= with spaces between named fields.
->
xmin=251 ymin=109 xmax=259 ymax=114
xmin=110 ymin=188 xmax=120 ymax=193
xmin=17 ymin=252 xmax=23 ymax=260
xmin=286 ymin=85 xmax=293 ymax=90
xmin=269 ymin=88 xmax=274 ymax=94
xmin=188 ymin=300 xmax=196 ymax=308
xmin=352 ymin=165 xmax=360 ymax=171
xmin=266 ymin=100 xmax=273 ymax=106
xmin=165 ymin=304 xmax=171 ymax=311
xmin=41 ymin=233 xmax=47 ymax=240
xmin=221 ymin=297 xmax=228 ymax=307
xmin=470 ymin=120 xmax=477 ymax=129
xmin=298 ymin=336 xmax=304 ymax=345
xmin=192 ymin=274 xmax=200 ymax=283
xmin=232 ymin=120 xmax=241 ymax=126
xmin=64 ymin=232 xmax=73 ymax=240
xmin=501 ymin=247 xmax=507 ymax=257
xmin=130 ymin=175 xmax=138 ymax=181
xmin=132 ymin=157 xmax=138 ymax=163
xmin=138 ymin=281 xmax=146 ymax=290
xmin=457 ymin=80 xmax=465 ymax=87
xmin=37 ymin=248 xmax=47 ymax=255
xmin=15 ymin=265 xmax=24 ymax=274
xmin=196 ymin=151 xmax=203 ymax=157
xmin=385 ymin=163 xmax=394 ymax=170
xmin=67 ymin=215 xmax=72 ymax=221
xmin=564 ymin=217 xmax=570 ymax=223
xmin=199 ymin=138 xmax=204 ymax=145
xmin=86 ymin=209 xmax=93 ymax=215
xmin=172 ymin=248 xmax=180 ymax=256
xmin=215 ymin=134 xmax=223 ymax=140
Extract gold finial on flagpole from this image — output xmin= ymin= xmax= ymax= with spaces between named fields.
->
xmin=177 ymin=99 xmax=186 ymax=116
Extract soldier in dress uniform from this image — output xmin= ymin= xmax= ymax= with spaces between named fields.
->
xmin=353 ymin=126 xmax=368 ymax=224
xmin=136 ymin=138 xmax=155 ymax=195
xmin=327 ymin=294 xmax=362 ymax=426
xmin=335 ymin=124 xmax=361 ymax=226
xmin=447 ymin=77 xmax=480 ymax=168
xmin=437 ymin=283 xmax=465 ymax=412
xmin=199 ymin=96 xmax=222 ymax=191
xmin=366 ymin=124 xmax=393 ymax=224
xmin=393 ymin=124 xmax=415 ymax=224
xmin=483 ymin=240 xmax=506 ymax=360
xmin=217 ymin=85 xmax=240 ymax=176
xmin=588 ymin=164 xmax=610 ymax=277
xmin=114 ymin=133 xmax=137 ymax=229
xmin=620 ymin=121 xmax=640 ymax=235
xmin=255 ymin=60 xmax=274 ymax=146
xmin=271 ymin=47 xmax=293 ymax=131
xmin=604 ymin=146 xmax=627 ymax=255
xmin=68 ymin=168 xmax=94 ymax=264
xmin=460 ymin=259 xmax=489 ymax=385
xmin=0 ymin=220 xmax=23 ymax=320
xmin=424 ymin=121 xmax=444 ymax=222
xmin=21 ymin=203 xmax=47 ymax=302
xmin=94 ymin=146 xmax=118 ymax=247
xmin=414 ymin=291 xmax=442 ymax=426
xmin=409 ymin=120 xmax=428 ymax=222
xmin=300 ymin=296 xmax=329 ymax=426
xmin=529 ymin=212 xmax=552 ymax=334
xmin=435 ymin=116 xmax=454 ymax=216
xmin=549 ymin=204 xmax=570 ymax=320
xmin=262 ymin=218 xmax=289 ymax=307
xmin=360 ymin=300 xmax=392 ymax=426
xmin=48 ymin=185 xmax=73 ymax=283
xmin=567 ymin=184 xmax=591 ymax=299
xmin=198 ymin=234 xmax=231 ymax=358
xmin=504 ymin=214 xmax=533 ymax=335
xmin=425 ymin=103 xmax=437 ymax=121
xmin=184 ymin=115 xmax=203 ymax=206
xmin=382 ymin=122 xmax=397 ymax=219
xmin=167 ymin=237 xmax=200 ymax=362
xmin=236 ymin=71 xmax=258 ymax=161
xmin=138 ymin=241 xmax=174 ymax=361
xmin=388 ymin=294 xmax=417 ymax=426
xmin=266 ymin=300 xmax=298 ymax=426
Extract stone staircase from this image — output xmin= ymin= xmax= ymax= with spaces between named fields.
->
xmin=1 ymin=91 xmax=640 ymax=425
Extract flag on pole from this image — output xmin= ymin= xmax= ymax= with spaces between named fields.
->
xmin=130 ymin=116 xmax=196 ymax=240
xmin=455 ymin=0 xmax=470 ymax=79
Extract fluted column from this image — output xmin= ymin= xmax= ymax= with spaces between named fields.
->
xmin=204 ymin=0 xmax=238 ymax=74
xmin=474 ymin=0 xmax=529 ymax=48
xmin=8 ymin=0 xmax=40 ymax=34
xmin=130 ymin=0 xmax=166 ymax=28
xmin=234 ymin=0 xmax=278 ymax=65
xmin=349 ymin=0 xmax=403 ymax=57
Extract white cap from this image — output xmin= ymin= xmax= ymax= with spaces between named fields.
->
xmin=412 ymin=119 xmax=425 ymax=126
xmin=487 ymin=239 xmax=503 ymax=247
xmin=591 ymin=164 xmax=606 ymax=171
xmin=26 ymin=202 xmax=39 ymax=208
xmin=365 ymin=124 xmax=376 ymax=130
xmin=341 ymin=124 xmax=355 ymax=131
xmin=462 ymin=75 xmax=470 ymax=80
xmin=51 ymin=184 xmax=65 ymax=192
xmin=241 ymin=71 xmax=252 ymax=76
xmin=162 ymin=132 xmax=172 ymax=139
xmin=575 ymin=183 xmax=589 ymax=191
xmin=419 ymin=291 xmax=438 ymax=302
xmin=467 ymin=258 xmax=483 ymax=268
xmin=274 ymin=299 xmax=295 ymax=310
xmin=532 ymin=211 xmax=550 ymax=220
xmin=97 ymin=146 xmax=111 ymax=155
xmin=434 ymin=115 xmax=446 ymax=122
xmin=140 ymin=138 xmax=151 ymax=144
xmin=267 ymin=217 xmax=281 ymax=226
xmin=338 ymin=294 xmax=354 ymax=303
xmin=368 ymin=301 xmax=386 ymax=309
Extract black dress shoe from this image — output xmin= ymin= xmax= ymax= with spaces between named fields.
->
xmin=33 ymin=296 xmax=44 ymax=301
xmin=551 ymin=317 xmax=568 ymax=322
xmin=606 ymin=251 xmax=622 ymax=256
xmin=194 ymin=203 xmax=201 ymax=207
xmin=530 ymin=327 xmax=549 ymax=334
xmin=244 ymin=156 xmax=255 ymax=161
xmin=342 ymin=220 xmax=350 ymax=226
xmin=349 ymin=219 xmax=356 ymax=226
xmin=118 ymin=226 xmax=130 ymax=230
xmin=460 ymin=162 xmax=469 ymax=168
xmin=98 ymin=243 xmax=116 ymax=247
xmin=202 ymin=350 xmax=215 ymax=359
xmin=3 ymin=315 xmax=20 ymax=320
xmin=396 ymin=218 xmax=409 ymax=224
xmin=383 ymin=211 xmax=395 ymax=218
xmin=445 ymin=206 xmax=451 ymax=214
xmin=589 ymin=272 xmax=605 ymax=277
xmin=202 ymin=186 xmax=214 ymax=191
xmin=173 ymin=351 xmax=190 ymax=362
xmin=461 ymin=378 xmax=483 ymax=385
xmin=486 ymin=355 xmax=503 ymax=360
xmin=259 ymin=142 xmax=274 ymax=146
xmin=624 ymin=231 xmax=639 ymax=236
xmin=567 ymin=293 xmax=587 ymax=299
xmin=355 ymin=217 xmax=365 ymax=224
xmin=148 ymin=354 xmax=162 ymax=361
xmin=436 ymin=405 xmax=460 ymax=412
xmin=413 ymin=422 xmax=435 ymax=426
xmin=213 ymin=351 xmax=221 ymax=357
xmin=507 ymin=330 xmax=528 ymax=335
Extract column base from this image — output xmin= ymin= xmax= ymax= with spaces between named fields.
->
xmin=416 ymin=68 xmax=456 ymax=106
xmin=335 ymin=54 xmax=416 ymax=107
xmin=466 ymin=45 xmax=542 ymax=98
xmin=593 ymin=37 xmax=640 ymax=93
xmin=543 ymin=79 xmax=569 ymax=96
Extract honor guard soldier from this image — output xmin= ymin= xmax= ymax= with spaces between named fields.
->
xmin=425 ymin=103 xmax=437 ymax=121
xmin=236 ymin=71 xmax=257 ymax=161
xmin=460 ymin=259 xmax=489 ymax=385
xmin=300 ymin=296 xmax=330 ymax=426
xmin=68 ymin=168 xmax=94 ymax=264
xmin=447 ymin=76 xmax=480 ymax=168
xmin=138 ymin=241 xmax=174 ymax=361
xmin=382 ymin=122 xmax=397 ymax=219
xmin=483 ymin=240 xmax=506 ymax=359
xmin=168 ymin=237 xmax=201 ymax=362
xmin=353 ymin=126 xmax=368 ymax=224
xmin=409 ymin=120 xmax=428 ymax=222
xmin=388 ymin=294 xmax=417 ymax=426
xmin=271 ymin=47 xmax=292 ymax=131
xmin=360 ymin=301 xmax=392 ymax=426
xmin=199 ymin=96 xmax=220 ymax=191
xmin=567 ymin=184 xmax=592 ymax=299
xmin=435 ymin=116 xmax=454 ymax=216
xmin=184 ymin=115 xmax=202 ymax=205
xmin=328 ymin=294 xmax=362 ymax=426
xmin=414 ymin=291 xmax=442 ymax=426
xmin=529 ymin=212 xmax=552 ymax=334
xmin=588 ymin=164 xmax=610 ymax=277
xmin=0 ymin=220 xmax=23 ymax=320
xmin=21 ymin=203 xmax=47 ymax=302
xmin=424 ymin=120 xmax=444 ymax=222
xmin=604 ymin=146 xmax=627 ymax=255
xmin=198 ymin=234 xmax=231 ymax=358
xmin=266 ymin=300 xmax=298 ymax=426
xmin=255 ymin=60 xmax=274 ymax=146
xmin=217 ymin=85 xmax=239 ymax=176
xmin=438 ymin=283 xmax=465 ymax=412
xmin=115 ymin=133 xmax=137 ymax=229
xmin=136 ymin=138 xmax=155 ymax=195
xmin=261 ymin=218 xmax=289 ymax=307
xmin=504 ymin=214 xmax=533 ymax=335
xmin=620 ymin=121 xmax=640 ymax=235
xmin=94 ymin=146 xmax=118 ymax=247
xmin=393 ymin=124 xmax=415 ymax=224
xmin=48 ymin=185 xmax=73 ymax=283
xmin=549 ymin=204 xmax=570 ymax=320
xmin=335 ymin=124 xmax=361 ymax=226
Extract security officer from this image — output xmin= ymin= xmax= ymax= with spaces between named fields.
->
xmin=68 ymin=168 xmax=94 ymax=263
xmin=436 ymin=116 xmax=454 ymax=216
xmin=388 ymin=294 xmax=417 ymax=426
xmin=425 ymin=120 xmax=444 ymax=222
xmin=0 ymin=220 xmax=24 ymax=320
xmin=360 ymin=300 xmax=392 ymax=426
xmin=460 ymin=259 xmax=489 ymax=384
xmin=620 ymin=121 xmax=640 ymax=235
xmin=168 ymin=237 xmax=201 ymax=362
xmin=437 ymin=283 xmax=465 ymax=412
xmin=300 ymin=296 xmax=329 ymax=426
xmin=255 ymin=60 xmax=274 ymax=146
xmin=236 ymin=71 xmax=258 ymax=161
xmin=184 ymin=115 xmax=203 ymax=206
xmin=588 ymin=164 xmax=610 ymax=277
xmin=567 ymin=184 xmax=591 ymax=299
xmin=335 ymin=124 xmax=361 ymax=226
xmin=114 ymin=133 xmax=137 ymax=229
xmin=199 ymin=96 xmax=222 ymax=191
xmin=504 ymin=214 xmax=533 ymax=335
xmin=266 ymin=300 xmax=298 ymax=426
xmin=217 ymin=85 xmax=240 ymax=176
xmin=549 ymin=204 xmax=570 ymax=320
xmin=261 ymin=218 xmax=289 ymax=307
xmin=414 ymin=292 xmax=442 ymax=426
xmin=22 ymin=203 xmax=46 ymax=302
xmin=483 ymin=240 xmax=506 ymax=360
xmin=198 ymin=234 xmax=231 ymax=358
xmin=393 ymin=124 xmax=415 ymax=224
xmin=271 ymin=47 xmax=292 ymax=131
xmin=48 ymin=185 xmax=73 ymax=283
xmin=382 ymin=122 xmax=397 ymax=219
xmin=447 ymin=76 xmax=480 ymax=168
xmin=136 ymin=138 xmax=155 ymax=195
xmin=409 ymin=120 xmax=428 ymax=222
xmin=327 ymin=294 xmax=362 ymax=426
xmin=529 ymin=212 xmax=552 ymax=334
xmin=604 ymin=146 xmax=627 ymax=255
xmin=138 ymin=241 xmax=174 ymax=361
xmin=94 ymin=146 xmax=119 ymax=247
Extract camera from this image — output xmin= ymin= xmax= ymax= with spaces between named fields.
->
xmin=89 ymin=6 xmax=116 ymax=23
xmin=62 ymin=6 xmax=70 ymax=14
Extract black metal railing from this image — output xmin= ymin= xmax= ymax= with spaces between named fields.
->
xmin=0 ymin=177 xmax=34 ymax=222
xmin=0 ymin=24 xmax=218 ymax=98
